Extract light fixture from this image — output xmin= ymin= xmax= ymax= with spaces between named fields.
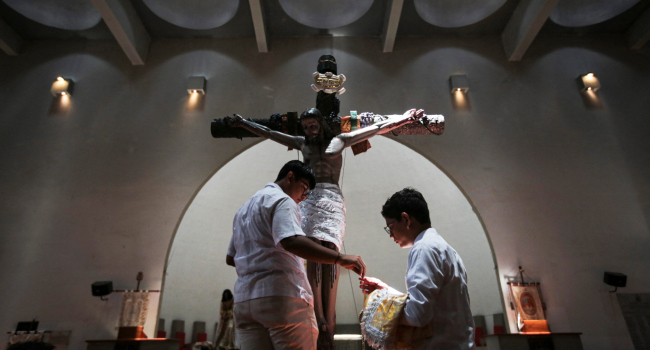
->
xmin=187 ymin=76 xmax=206 ymax=95
xmin=578 ymin=73 xmax=600 ymax=92
xmin=91 ymin=281 xmax=113 ymax=301
xmin=604 ymin=271 xmax=626 ymax=293
xmin=51 ymin=77 xmax=73 ymax=97
xmin=449 ymin=75 xmax=469 ymax=93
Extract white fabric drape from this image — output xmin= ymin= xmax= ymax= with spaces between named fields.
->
xmin=119 ymin=291 xmax=150 ymax=327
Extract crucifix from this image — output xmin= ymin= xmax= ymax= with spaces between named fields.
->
xmin=211 ymin=55 xmax=444 ymax=350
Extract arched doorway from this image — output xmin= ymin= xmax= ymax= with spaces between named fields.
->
xmin=158 ymin=137 xmax=504 ymax=338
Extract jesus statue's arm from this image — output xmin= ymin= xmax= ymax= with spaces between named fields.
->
xmin=325 ymin=109 xmax=425 ymax=155
xmin=228 ymin=114 xmax=305 ymax=149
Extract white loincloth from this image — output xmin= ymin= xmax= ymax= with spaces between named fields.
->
xmin=300 ymin=183 xmax=345 ymax=250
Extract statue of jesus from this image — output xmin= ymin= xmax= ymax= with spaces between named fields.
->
xmin=226 ymin=107 xmax=425 ymax=349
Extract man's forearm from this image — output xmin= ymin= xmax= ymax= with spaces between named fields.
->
xmin=281 ymin=235 xmax=366 ymax=276
xmin=280 ymin=235 xmax=339 ymax=264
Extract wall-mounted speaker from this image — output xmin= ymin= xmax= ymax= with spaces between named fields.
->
xmin=603 ymin=272 xmax=627 ymax=288
xmin=92 ymin=281 xmax=113 ymax=297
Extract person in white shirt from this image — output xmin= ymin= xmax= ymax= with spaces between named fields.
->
xmin=226 ymin=160 xmax=366 ymax=350
xmin=359 ymin=188 xmax=474 ymax=350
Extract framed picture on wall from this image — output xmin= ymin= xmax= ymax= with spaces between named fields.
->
xmin=510 ymin=283 xmax=545 ymax=320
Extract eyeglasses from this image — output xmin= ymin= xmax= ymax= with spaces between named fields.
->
xmin=300 ymin=180 xmax=311 ymax=197
xmin=384 ymin=221 xmax=395 ymax=235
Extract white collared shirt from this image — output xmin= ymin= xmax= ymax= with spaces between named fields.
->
xmin=402 ymin=228 xmax=475 ymax=349
xmin=227 ymin=183 xmax=313 ymax=305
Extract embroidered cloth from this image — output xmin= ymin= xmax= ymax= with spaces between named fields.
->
xmin=360 ymin=289 xmax=436 ymax=350
xmin=360 ymin=289 xmax=409 ymax=350
xmin=119 ymin=291 xmax=150 ymax=327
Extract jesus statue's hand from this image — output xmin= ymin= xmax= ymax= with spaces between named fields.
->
xmin=226 ymin=114 xmax=245 ymax=127
xmin=404 ymin=108 xmax=425 ymax=122
xmin=413 ymin=108 xmax=425 ymax=121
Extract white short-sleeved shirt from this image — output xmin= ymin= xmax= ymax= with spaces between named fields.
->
xmin=402 ymin=228 xmax=475 ymax=350
xmin=227 ymin=183 xmax=313 ymax=305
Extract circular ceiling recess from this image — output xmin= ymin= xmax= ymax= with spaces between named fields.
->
xmin=3 ymin=0 xmax=101 ymax=30
xmin=414 ymin=0 xmax=507 ymax=28
xmin=142 ymin=0 xmax=239 ymax=30
xmin=278 ymin=0 xmax=373 ymax=29
xmin=549 ymin=0 xmax=639 ymax=27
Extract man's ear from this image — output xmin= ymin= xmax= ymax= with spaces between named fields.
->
xmin=286 ymin=171 xmax=294 ymax=183
xmin=402 ymin=212 xmax=410 ymax=229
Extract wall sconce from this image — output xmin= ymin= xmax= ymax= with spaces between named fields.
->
xmin=91 ymin=281 xmax=113 ymax=301
xmin=603 ymin=271 xmax=626 ymax=293
xmin=51 ymin=76 xmax=73 ymax=97
xmin=449 ymin=75 xmax=469 ymax=94
xmin=187 ymin=76 xmax=206 ymax=95
xmin=578 ymin=73 xmax=600 ymax=92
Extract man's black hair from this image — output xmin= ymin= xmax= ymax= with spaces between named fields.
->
xmin=299 ymin=108 xmax=336 ymax=142
xmin=275 ymin=160 xmax=316 ymax=190
xmin=381 ymin=187 xmax=431 ymax=225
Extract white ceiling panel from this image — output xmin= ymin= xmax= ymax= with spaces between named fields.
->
xmin=278 ymin=0 xmax=373 ymax=29
xmin=550 ymin=0 xmax=639 ymax=27
xmin=3 ymin=0 xmax=101 ymax=30
xmin=142 ymin=0 xmax=239 ymax=30
xmin=414 ymin=0 xmax=507 ymax=28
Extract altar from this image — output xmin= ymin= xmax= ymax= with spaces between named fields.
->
xmin=86 ymin=339 xmax=179 ymax=350
xmin=485 ymin=333 xmax=583 ymax=350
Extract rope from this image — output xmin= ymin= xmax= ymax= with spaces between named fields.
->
xmin=340 ymin=148 xmax=347 ymax=191
xmin=342 ymin=241 xmax=359 ymax=317
xmin=338 ymin=148 xmax=360 ymax=317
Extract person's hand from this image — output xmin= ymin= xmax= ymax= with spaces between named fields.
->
xmin=359 ymin=277 xmax=388 ymax=295
xmin=337 ymin=254 xmax=366 ymax=278
xmin=225 ymin=114 xmax=245 ymax=127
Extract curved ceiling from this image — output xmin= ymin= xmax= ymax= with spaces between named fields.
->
xmin=142 ymin=0 xmax=239 ymax=30
xmin=3 ymin=0 xmax=101 ymax=30
xmin=414 ymin=0 xmax=507 ymax=28
xmin=278 ymin=0 xmax=374 ymax=29
xmin=549 ymin=0 xmax=639 ymax=27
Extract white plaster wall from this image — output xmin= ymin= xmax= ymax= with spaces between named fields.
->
xmin=0 ymin=36 xmax=648 ymax=350
xmin=159 ymin=137 xmax=502 ymax=334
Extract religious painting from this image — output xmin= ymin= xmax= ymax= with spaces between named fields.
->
xmin=119 ymin=291 xmax=151 ymax=327
xmin=510 ymin=284 xmax=545 ymax=321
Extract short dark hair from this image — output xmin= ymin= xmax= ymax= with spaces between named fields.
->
xmin=299 ymin=108 xmax=335 ymax=141
xmin=381 ymin=187 xmax=431 ymax=225
xmin=275 ymin=160 xmax=316 ymax=189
